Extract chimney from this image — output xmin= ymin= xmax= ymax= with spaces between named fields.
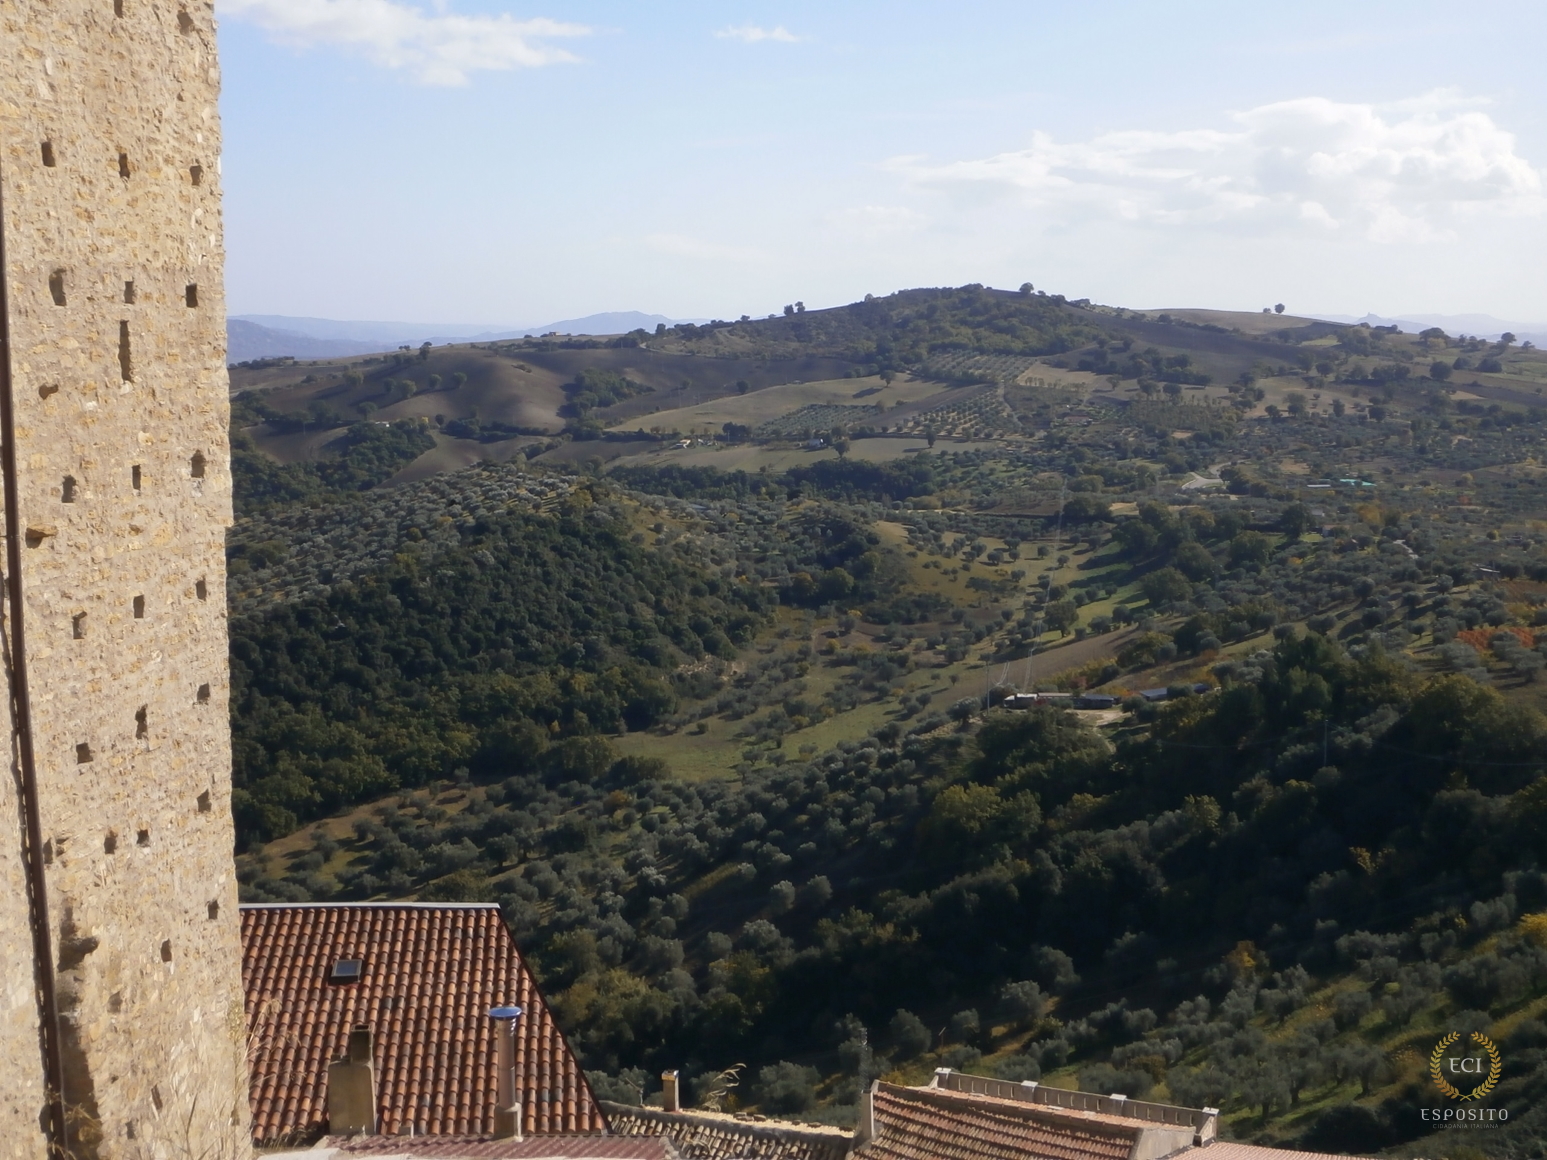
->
xmin=854 ymin=1081 xmax=878 ymax=1144
xmin=1196 ymin=1108 xmax=1220 ymax=1147
xmin=490 ymin=1006 xmax=525 ymax=1139
xmin=661 ymin=1071 xmax=681 ymax=1113
xmin=326 ymin=1026 xmax=377 ymax=1135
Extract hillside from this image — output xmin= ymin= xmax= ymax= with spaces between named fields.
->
xmin=227 ymin=284 xmax=1547 ymax=1154
xmin=227 ymin=285 xmax=1547 ymax=498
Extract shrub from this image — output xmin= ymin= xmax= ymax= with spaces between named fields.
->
xmin=1332 ymin=989 xmax=1371 ymax=1030
xmin=996 ymin=980 xmax=1047 ymax=1028
xmin=947 ymin=1008 xmax=982 ymax=1044
xmin=992 ymin=1054 xmax=1041 ymax=1082
xmin=754 ymin=1062 xmax=819 ymax=1113
xmin=1300 ymin=1105 xmax=1398 ymax=1154
xmin=890 ymin=1009 xmax=933 ymax=1059
xmin=1165 ymin=1065 xmax=1230 ymax=1109
xmin=418 ymin=868 xmax=492 ymax=902
xmin=1078 ymin=1062 xmax=1154 ymax=1099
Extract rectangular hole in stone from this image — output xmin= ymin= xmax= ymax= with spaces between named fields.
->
xmin=207 ymin=900 xmax=219 ymax=920
xmin=132 ymin=595 xmax=144 ymax=618
xmin=136 ymin=828 xmax=149 ymax=846
xmin=178 ymin=8 xmax=193 ymax=32
xmin=189 ymin=163 xmax=203 ymax=186
xmin=114 ymin=0 xmax=124 ymax=14
xmin=118 ymin=321 xmax=133 ymax=382
xmin=159 ymin=941 xmax=172 ymax=963
xmin=190 ymin=451 xmax=205 ymax=478
xmin=195 ymin=578 xmax=207 ymax=601
xmin=125 ymin=1122 xmax=135 ymax=1140
xmin=109 ymin=991 xmax=122 ymax=1014
xmin=196 ymin=683 xmax=210 ymax=703
xmin=61 ymin=475 xmax=76 ymax=503
xmin=42 ymin=839 xmax=53 ymax=864
xmin=38 ymin=383 xmax=59 ymax=399
xmin=104 ymin=831 xmax=117 ymax=854
xmin=185 ymin=283 xmax=198 ymax=308
xmin=41 ymin=141 xmax=55 ymax=167
xmin=151 ymin=1087 xmax=163 ymax=1111
xmin=135 ymin=706 xmax=147 ymax=739
xmin=132 ymin=464 xmax=141 ymax=491
xmin=49 ymin=270 xmax=65 ymax=307
xmin=72 ymin=612 xmax=86 ymax=639
xmin=123 ymin=280 xmax=135 ymax=304
xmin=75 ymin=742 xmax=93 ymax=764
xmin=197 ymin=790 xmax=211 ymax=812
xmin=118 ymin=151 xmax=130 ymax=178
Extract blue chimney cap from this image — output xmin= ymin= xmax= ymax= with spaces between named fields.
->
xmin=489 ymin=1005 xmax=524 ymax=1020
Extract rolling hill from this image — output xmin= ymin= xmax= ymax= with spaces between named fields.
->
xmin=227 ymin=283 xmax=1547 ymax=1151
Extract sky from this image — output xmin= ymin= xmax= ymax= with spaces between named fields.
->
xmin=217 ymin=0 xmax=1547 ymax=326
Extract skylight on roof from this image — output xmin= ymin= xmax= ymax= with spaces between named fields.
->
xmin=330 ymin=959 xmax=363 ymax=984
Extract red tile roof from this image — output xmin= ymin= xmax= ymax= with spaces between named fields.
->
xmin=322 ymin=1135 xmax=676 ymax=1159
xmin=859 ymin=1084 xmax=1140 ymax=1160
xmin=242 ymin=903 xmax=606 ymax=1144
xmin=1201 ymin=1146 xmax=1368 ymax=1160
xmin=602 ymin=1102 xmax=852 ymax=1160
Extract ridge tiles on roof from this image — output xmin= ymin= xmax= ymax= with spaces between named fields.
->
xmin=602 ymin=1102 xmax=852 ymax=1160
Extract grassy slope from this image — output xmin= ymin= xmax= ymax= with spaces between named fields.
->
xmin=604 ymin=374 xmax=950 ymax=434
xmin=229 ymin=347 xmax=870 ymax=469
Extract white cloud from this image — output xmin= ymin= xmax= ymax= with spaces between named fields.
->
xmin=219 ymin=0 xmax=590 ymax=85
xmin=890 ymin=92 xmax=1544 ymax=243
xmin=713 ymin=24 xmax=799 ymax=43
xmin=643 ymin=232 xmax=765 ymax=263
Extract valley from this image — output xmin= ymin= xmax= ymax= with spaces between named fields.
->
xmin=229 ymin=285 xmax=1547 ymax=1156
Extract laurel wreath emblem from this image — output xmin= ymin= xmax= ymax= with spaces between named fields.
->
xmin=1430 ymin=1032 xmax=1502 ymax=1101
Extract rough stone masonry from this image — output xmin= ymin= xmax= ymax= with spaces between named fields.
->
xmin=0 ymin=0 xmax=249 ymax=1156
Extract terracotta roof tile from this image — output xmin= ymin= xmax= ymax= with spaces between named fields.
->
xmin=602 ymin=1103 xmax=851 ymax=1160
xmin=1201 ymin=1145 xmax=1370 ymax=1160
xmin=320 ymin=1134 xmax=677 ymax=1159
xmin=242 ymin=903 xmax=606 ymax=1145
xmin=858 ymin=1084 xmax=1140 ymax=1160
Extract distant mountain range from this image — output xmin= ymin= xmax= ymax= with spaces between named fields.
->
xmin=227 ymin=311 xmax=706 ymax=364
xmin=1311 ymin=311 xmax=1547 ymax=345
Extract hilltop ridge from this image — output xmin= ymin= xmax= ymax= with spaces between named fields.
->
xmin=228 ymin=311 xmax=696 ymax=362
xmin=227 ymin=283 xmax=1547 ymax=497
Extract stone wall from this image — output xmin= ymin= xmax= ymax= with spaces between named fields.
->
xmin=0 ymin=0 xmax=249 ymax=1155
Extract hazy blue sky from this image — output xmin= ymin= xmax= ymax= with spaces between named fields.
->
xmin=218 ymin=0 xmax=1547 ymax=325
